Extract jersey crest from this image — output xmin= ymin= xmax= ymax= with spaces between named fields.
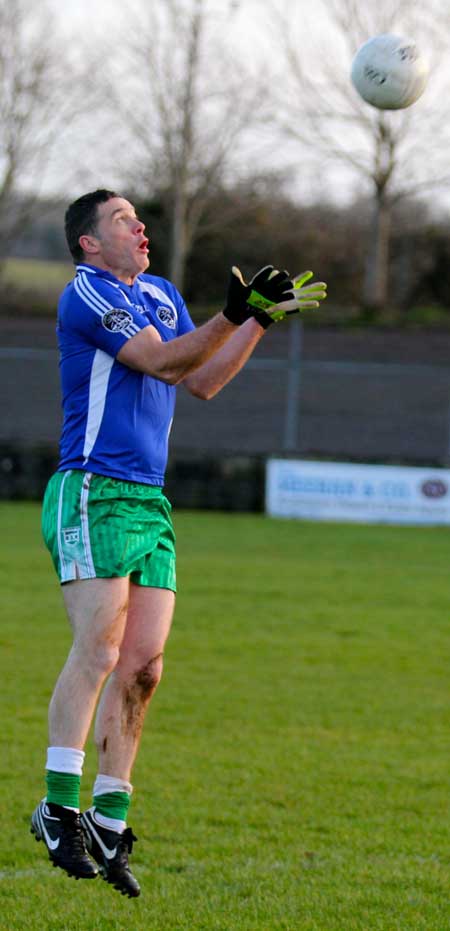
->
xmin=156 ymin=305 xmax=177 ymax=330
xmin=102 ymin=308 xmax=134 ymax=332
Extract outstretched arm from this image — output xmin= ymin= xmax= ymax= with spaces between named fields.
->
xmin=116 ymin=264 xmax=299 ymax=384
xmin=117 ymin=311 xmax=237 ymax=385
xmin=182 ymin=270 xmax=328 ymax=399
xmin=117 ymin=266 xmax=326 ymax=386
xmin=182 ymin=317 xmax=266 ymax=399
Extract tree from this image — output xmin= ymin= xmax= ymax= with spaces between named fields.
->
xmin=0 ymin=0 xmax=86 ymax=259
xmin=267 ymin=0 xmax=450 ymax=313
xmin=101 ymin=0 xmax=270 ymax=291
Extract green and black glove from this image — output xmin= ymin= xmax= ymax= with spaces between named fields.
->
xmin=222 ymin=266 xmax=327 ymax=328
xmin=252 ymin=270 xmax=328 ymax=328
xmin=222 ymin=265 xmax=296 ymax=326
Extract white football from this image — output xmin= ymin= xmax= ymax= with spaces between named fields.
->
xmin=351 ymin=34 xmax=429 ymax=110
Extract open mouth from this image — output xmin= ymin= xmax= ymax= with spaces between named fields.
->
xmin=138 ymin=238 xmax=149 ymax=254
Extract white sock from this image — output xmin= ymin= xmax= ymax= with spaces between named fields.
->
xmin=92 ymin=774 xmax=133 ymax=796
xmin=46 ymin=746 xmax=85 ymax=776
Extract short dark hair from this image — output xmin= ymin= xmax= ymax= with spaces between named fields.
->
xmin=64 ymin=189 xmax=120 ymax=263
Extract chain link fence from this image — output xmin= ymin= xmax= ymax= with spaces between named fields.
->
xmin=3 ymin=321 xmax=450 ymax=503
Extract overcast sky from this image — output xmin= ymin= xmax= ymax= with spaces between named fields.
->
xmin=39 ymin=0 xmax=354 ymax=202
xmin=39 ymin=0 xmax=443 ymax=209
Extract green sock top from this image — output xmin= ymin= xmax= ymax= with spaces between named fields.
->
xmin=93 ymin=791 xmax=131 ymax=822
xmin=46 ymin=771 xmax=81 ymax=809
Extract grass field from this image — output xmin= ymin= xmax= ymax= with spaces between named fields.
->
xmin=1 ymin=258 xmax=74 ymax=314
xmin=0 ymin=258 xmax=220 ymax=323
xmin=2 ymin=258 xmax=74 ymax=292
xmin=1 ymin=502 xmax=449 ymax=930
xmin=2 ymin=258 xmax=450 ymax=328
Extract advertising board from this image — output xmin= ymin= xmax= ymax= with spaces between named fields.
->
xmin=266 ymin=459 xmax=450 ymax=524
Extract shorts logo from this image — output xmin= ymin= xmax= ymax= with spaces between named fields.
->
xmin=156 ymin=305 xmax=177 ymax=330
xmin=62 ymin=527 xmax=81 ymax=546
xmin=102 ymin=309 xmax=133 ymax=332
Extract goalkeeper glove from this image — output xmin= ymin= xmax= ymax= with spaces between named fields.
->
xmin=222 ymin=265 xmax=295 ymax=325
xmin=250 ymin=271 xmax=327 ymax=328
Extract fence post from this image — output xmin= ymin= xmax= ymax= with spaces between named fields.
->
xmin=283 ymin=318 xmax=303 ymax=451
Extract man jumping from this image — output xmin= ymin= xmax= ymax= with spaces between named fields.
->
xmin=31 ymin=189 xmax=326 ymax=897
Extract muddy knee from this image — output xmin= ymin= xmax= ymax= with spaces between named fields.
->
xmin=133 ymin=652 xmax=164 ymax=699
xmin=123 ymin=652 xmax=164 ymax=710
xmin=118 ymin=654 xmax=164 ymax=738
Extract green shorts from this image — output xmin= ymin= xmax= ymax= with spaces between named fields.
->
xmin=41 ymin=470 xmax=176 ymax=590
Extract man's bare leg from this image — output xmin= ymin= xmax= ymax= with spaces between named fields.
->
xmin=49 ymin=577 xmax=130 ymax=748
xmin=31 ymin=576 xmax=130 ymax=881
xmin=93 ymin=584 xmax=175 ymax=780
xmin=80 ymin=585 xmax=174 ymax=897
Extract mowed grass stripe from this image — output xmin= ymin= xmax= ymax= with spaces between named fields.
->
xmin=0 ymin=502 xmax=449 ymax=930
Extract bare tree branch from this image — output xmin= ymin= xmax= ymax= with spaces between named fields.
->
xmin=0 ymin=0 xmax=91 ymax=258
xmin=267 ymin=0 xmax=450 ymax=310
xmin=97 ymin=0 xmax=271 ymax=290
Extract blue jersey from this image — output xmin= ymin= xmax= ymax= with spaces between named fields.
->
xmin=57 ymin=263 xmax=195 ymax=486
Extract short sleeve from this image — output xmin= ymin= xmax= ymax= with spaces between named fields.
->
xmin=60 ymin=271 xmax=151 ymax=357
xmin=175 ymin=294 xmax=196 ymax=336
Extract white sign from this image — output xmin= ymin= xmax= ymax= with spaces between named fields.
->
xmin=266 ymin=459 xmax=450 ymax=525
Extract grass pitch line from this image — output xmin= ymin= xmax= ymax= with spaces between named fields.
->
xmin=0 ymin=867 xmax=51 ymax=882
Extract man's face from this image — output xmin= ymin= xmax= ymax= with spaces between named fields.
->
xmin=83 ymin=197 xmax=149 ymax=283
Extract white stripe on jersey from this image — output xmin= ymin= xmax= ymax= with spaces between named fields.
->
xmin=75 ymin=271 xmax=113 ymax=317
xmin=123 ymin=325 xmax=141 ymax=337
xmin=83 ymin=350 xmax=115 ymax=462
xmin=76 ymin=265 xmax=122 ymax=290
xmin=118 ymin=288 xmax=133 ymax=305
xmin=76 ymin=264 xmax=98 ymax=274
xmin=137 ymin=280 xmax=178 ymax=321
xmin=75 ymin=272 xmax=143 ymax=339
